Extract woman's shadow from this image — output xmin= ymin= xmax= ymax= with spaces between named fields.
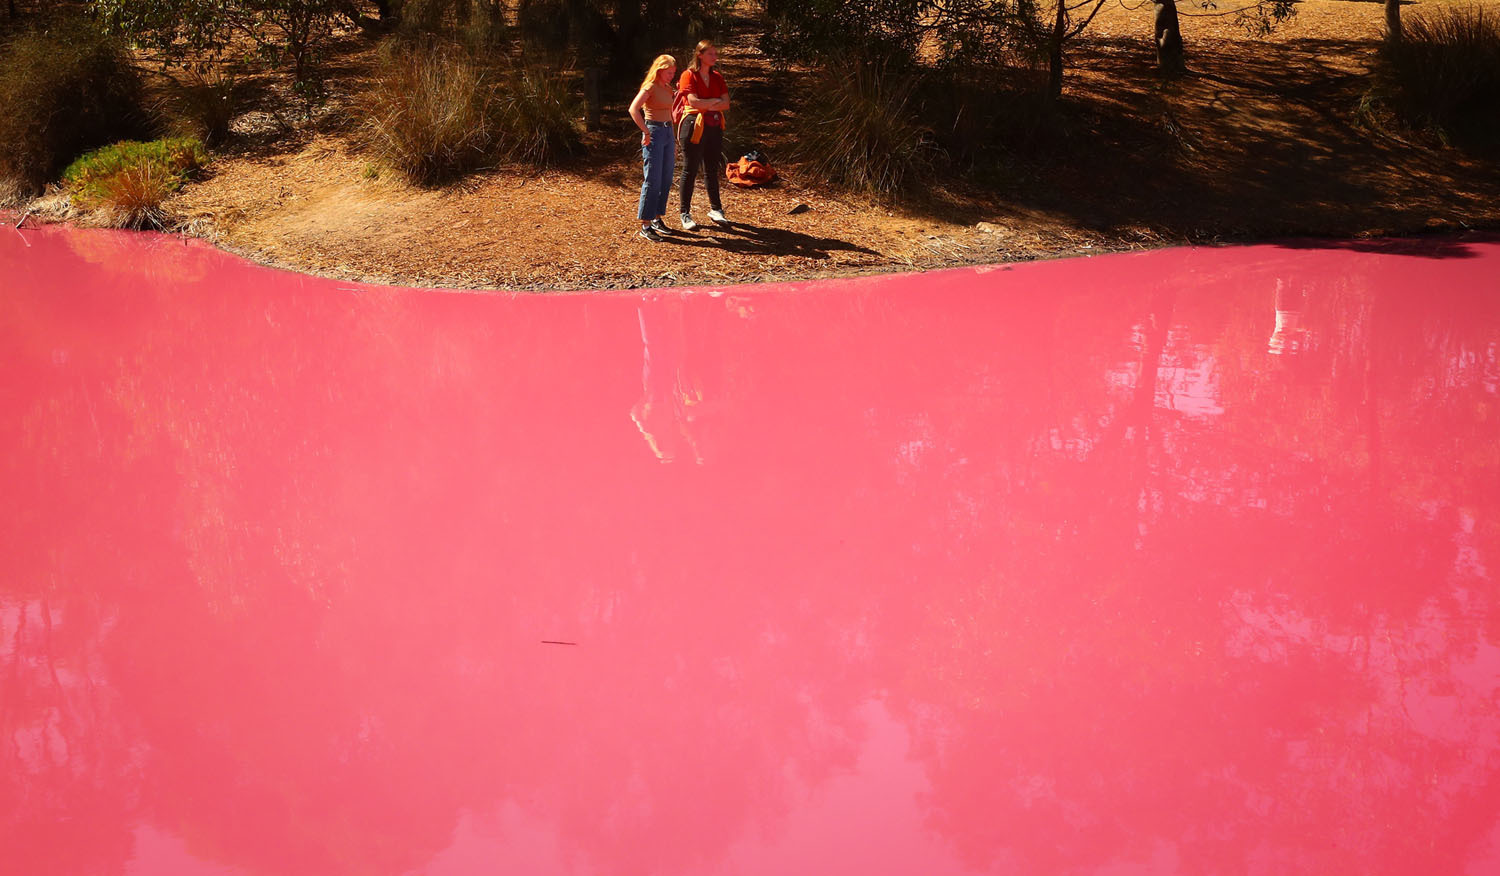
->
xmin=662 ymin=221 xmax=880 ymax=261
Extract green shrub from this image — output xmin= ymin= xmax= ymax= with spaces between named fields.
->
xmin=790 ymin=62 xmax=936 ymax=196
xmin=90 ymin=0 xmax=339 ymax=111
xmin=362 ymin=42 xmax=581 ymax=185
xmin=62 ymin=138 xmax=207 ymax=228
xmin=763 ymin=0 xmax=928 ymax=66
xmin=1377 ymin=5 xmax=1500 ymax=140
xmin=0 ymin=14 xmax=151 ymax=197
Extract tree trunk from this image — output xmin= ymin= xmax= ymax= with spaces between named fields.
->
xmin=1384 ymin=0 xmax=1402 ymax=41
xmin=1154 ymin=0 xmax=1186 ymax=74
xmin=584 ymin=66 xmax=602 ymax=132
xmin=1047 ymin=0 xmax=1067 ymax=101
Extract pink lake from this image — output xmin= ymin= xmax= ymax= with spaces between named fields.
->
xmin=3 ymin=224 xmax=1500 ymax=875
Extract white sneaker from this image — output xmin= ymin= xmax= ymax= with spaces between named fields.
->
xmin=680 ymin=213 xmax=699 ymax=231
xmin=708 ymin=208 xmax=728 ymax=225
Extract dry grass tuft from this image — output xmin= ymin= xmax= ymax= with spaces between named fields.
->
xmin=1377 ymin=5 xmax=1500 ymax=140
xmin=0 ymin=14 xmax=150 ymax=196
xmin=361 ymin=41 xmax=581 ymax=185
xmin=363 ymin=44 xmax=495 ymax=184
xmin=790 ymin=62 xmax=937 ymax=197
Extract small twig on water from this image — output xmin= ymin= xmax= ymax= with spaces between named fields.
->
xmin=14 ymin=210 xmax=32 ymax=229
xmin=540 ymin=640 xmax=578 ymax=645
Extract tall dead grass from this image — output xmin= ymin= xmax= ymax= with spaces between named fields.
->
xmin=0 ymin=14 xmax=150 ymax=197
xmin=363 ymin=44 xmax=494 ymax=184
xmin=1378 ymin=5 xmax=1500 ymax=141
xmin=790 ymin=63 xmax=936 ymax=197
xmin=362 ymin=42 xmax=581 ymax=185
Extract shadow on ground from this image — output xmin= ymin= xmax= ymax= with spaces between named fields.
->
xmin=662 ymin=221 xmax=882 ymax=260
xmin=875 ymin=34 xmax=1500 ymax=242
xmin=1271 ymin=234 xmax=1498 ymax=259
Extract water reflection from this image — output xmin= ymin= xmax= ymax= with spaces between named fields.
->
xmin=3 ymin=227 xmax=1499 ymax=875
xmin=1269 ymin=279 xmax=1309 ymax=356
xmin=631 ymin=296 xmax=705 ymax=463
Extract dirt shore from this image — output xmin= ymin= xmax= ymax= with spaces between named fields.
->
xmin=81 ymin=1 xmax=1500 ymax=289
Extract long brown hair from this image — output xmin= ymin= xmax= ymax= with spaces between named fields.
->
xmin=688 ymin=39 xmax=716 ymax=73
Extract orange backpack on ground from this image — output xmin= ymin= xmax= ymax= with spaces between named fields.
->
xmin=726 ymin=155 xmax=777 ymax=188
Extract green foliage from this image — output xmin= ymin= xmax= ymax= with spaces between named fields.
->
xmin=1376 ymin=5 xmax=1500 ymax=141
xmin=1231 ymin=0 xmax=1297 ymax=38
xmin=362 ymin=42 xmax=581 ymax=185
xmin=61 ymin=137 xmax=207 ymax=228
xmin=91 ymin=0 xmax=339 ymax=102
xmin=506 ymin=0 xmax=728 ymax=73
xmin=0 ymin=14 xmax=150 ymax=195
xmin=63 ymin=137 xmax=208 ymax=198
xmin=790 ymin=62 xmax=935 ymax=196
xmin=761 ymin=0 xmax=928 ymax=65
xmin=628 ymin=0 xmax=733 ymax=61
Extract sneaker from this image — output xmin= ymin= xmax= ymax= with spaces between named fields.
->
xmin=708 ymin=208 xmax=729 ymax=225
xmin=680 ymin=212 xmax=699 ymax=231
xmin=651 ymin=218 xmax=674 ymax=236
xmin=638 ymin=225 xmax=663 ymax=242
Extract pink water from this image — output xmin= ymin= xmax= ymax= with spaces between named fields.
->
xmin=4 ymin=224 xmax=1500 ymax=876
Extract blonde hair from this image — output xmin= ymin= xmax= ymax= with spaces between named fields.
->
xmin=689 ymin=40 xmax=716 ymax=73
xmin=640 ymin=54 xmax=677 ymax=92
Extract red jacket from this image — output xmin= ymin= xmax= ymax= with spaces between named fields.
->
xmin=675 ymin=69 xmax=727 ymax=128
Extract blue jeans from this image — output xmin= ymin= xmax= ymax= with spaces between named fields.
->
xmin=637 ymin=121 xmax=675 ymax=222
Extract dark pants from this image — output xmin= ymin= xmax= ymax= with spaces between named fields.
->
xmin=677 ymin=116 xmax=723 ymax=214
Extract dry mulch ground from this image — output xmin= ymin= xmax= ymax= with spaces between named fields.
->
xmin=159 ymin=0 xmax=1500 ymax=291
xmin=170 ymin=140 xmax=1090 ymax=290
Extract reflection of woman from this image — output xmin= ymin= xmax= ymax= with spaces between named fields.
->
xmin=1269 ymin=279 xmax=1309 ymax=355
xmin=628 ymin=54 xmax=679 ymax=243
xmin=675 ymin=40 xmax=730 ymax=231
xmin=631 ymin=296 xmax=703 ymax=463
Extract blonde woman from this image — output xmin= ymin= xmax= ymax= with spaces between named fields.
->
xmin=629 ymin=54 xmax=679 ymax=242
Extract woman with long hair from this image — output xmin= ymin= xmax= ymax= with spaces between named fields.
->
xmin=675 ymin=40 xmax=730 ymax=230
xmin=628 ymin=53 xmax=679 ymax=242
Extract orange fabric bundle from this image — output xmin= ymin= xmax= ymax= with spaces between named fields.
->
xmin=726 ymin=156 xmax=776 ymax=187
